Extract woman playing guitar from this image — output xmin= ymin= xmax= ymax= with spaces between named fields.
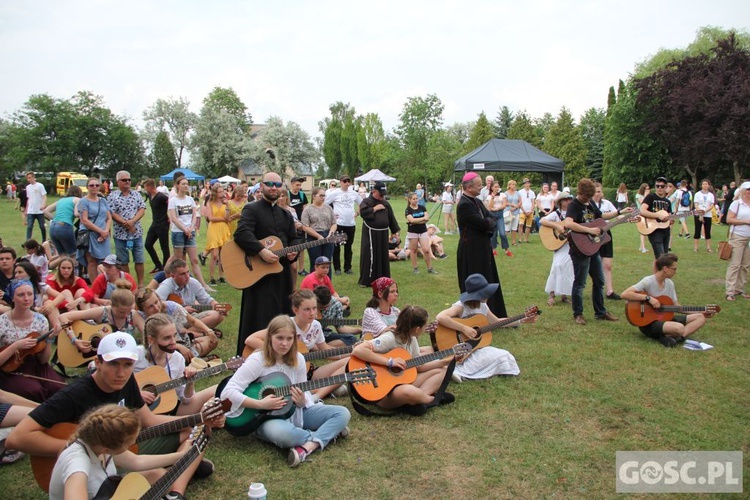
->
xmin=620 ymin=253 xmax=716 ymax=347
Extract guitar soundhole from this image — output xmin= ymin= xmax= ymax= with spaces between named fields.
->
xmin=389 ymin=366 xmax=403 ymax=375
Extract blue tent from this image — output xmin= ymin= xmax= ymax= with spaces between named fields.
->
xmin=159 ymin=168 xmax=205 ymax=182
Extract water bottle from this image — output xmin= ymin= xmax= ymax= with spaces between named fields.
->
xmin=248 ymin=482 xmax=267 ymax=500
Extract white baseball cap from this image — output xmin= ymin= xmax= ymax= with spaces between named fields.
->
xmin=97 ymin=332 xmax=138 ymax=362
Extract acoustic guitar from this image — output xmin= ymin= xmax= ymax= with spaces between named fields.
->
xmin=220 ymin=232 xmax=347 ymax=289
xmin=136 ymin=356 xmax=245 ymax=414
xmin=102 ymin=426 xmax=209 ymax=500
xmin=0 ymin=326 xmax=60 ymax=372
xmin=56 ymin=320 xmax=113 ymax=368
xmin=625 ymin=295 xmax=720 ymax=327
xmin=318 ymin=317 xmax=362 ymax=328
xmin=31 ymin=398 xmax=228 ymax=493
xmin=243 ymin=341 xmax=353 ymax=371
xmin=568 ymin=209 xmax=640 ymax=256
xmin=218 ymin=367 xmax=375 ymax=436
xmin=348 ymin=343 xmax=471 ymax=402
xmin=166 ymin=293 xmax=232 ymax=314
xmin=539 ymin=225 xmax=570 ymax=251
xmin=430 ymin=306 xmax=541 ymax=356
xmin=636 ymin=209 xmax=701 ymax=235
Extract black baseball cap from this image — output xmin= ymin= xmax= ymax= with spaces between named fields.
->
xmin=373 ymin=181 xmax=387 ymax=193
xmin=290 ymin=176 xmax=306 ymax=184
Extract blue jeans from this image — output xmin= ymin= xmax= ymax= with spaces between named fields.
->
xmin=571 ymin=252 xmax=607 ymax=318
xmin=489 ymin=211 xmax=509 ymax=250
xmin=255 ymin=403 xmax=350 ymax=450
xmin=49 ymin=221 xmax=76 ymax=255
xmin=26 ymin=213 xmax=46 ymax=241
xmin=648 ymin=229 xmax=671 ymax=258
xmin=307 ymin=230 xmax=333 ymax=275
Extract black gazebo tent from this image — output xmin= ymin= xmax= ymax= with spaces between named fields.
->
xmin=454 ymin=139 xmax=565 ymax=185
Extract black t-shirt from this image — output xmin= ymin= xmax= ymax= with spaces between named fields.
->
xmin=642 ymin=193 xmax=673 ymax=215
xmin=149 ymin=191 xmax=170 ymax=226
xmin=30 ymin=373 xmax=144 ymax=428
xmin=0 ymin=271 xmax=12 ymax=295
xmin=288 ymin=190 xmax=308 ymax=220
xmin=566 ymin=197 xmax=602 ymax=225
xmin=405 ymin=205 xmax=428 ymax=234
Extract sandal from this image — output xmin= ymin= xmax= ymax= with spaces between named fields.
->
xmin=561 ymin=296 xmax=570 ymax=304
xmin=706 ymin=248 xmax=713 ymax=253
xmin=547 ymin=297 xmax=555 ymax=307
xmin=212 ymin=328 xmax=223 ymax=339
xmin=726 ymin=295 xmax=735 ymax=301
xmin=742 ymin=293 xmax=750 ymax=299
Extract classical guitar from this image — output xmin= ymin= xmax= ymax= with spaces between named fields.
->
xmin=568 ymin=209 xmax=640 ymax=256
xmin=31 ymin=398 xmax=228 ymax=493
xmin=0 ymin=326 xmax=60 ymax=372
xmin=218 ymin=367 xmax=375 ymax=436
xmin=221 ymin=232 xmax=347 ymax=289
xmin=539 ymin=225 xmax=569 ymax=251
xmin=243 ymin=341 xmax=353 ymax=372
xmin=56 ymin=320 xmax=113 ymax=368
xmin=102 ymin=426 xmax=209 ymax=500
xmin=166 ymin=293 xmax=232 ymax=314
xmin=636 ymin=209 xmax=701 ymax=235
xmin=136 ymin=356 xmax=245 ymax=414
xmin=430 ymin=306 xmax=541 ymax=355
xmin=348 ymin=343 xmax=472 ymax=402
xmin=625 ymin=296 xmax=720 ymax=327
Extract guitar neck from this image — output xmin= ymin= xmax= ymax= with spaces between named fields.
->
xmin=405 ymin=346 xmax=461 ymax=369
xmin=659 ymin=305 xmax=710 ymax=313
xmin=602 ymin=211 xmax=637 ymax=232
xmin=137 ymin=413 xmax=204 ymax=442
xmin=668 ymin=210 xmax=696 ymax=221
xmin=154 ymin=363 xmax=229 ymax=393
xmin=142 ymin=445 xmax=203 ymax=500
xmin=275 ymin=373 xmax=353 ymax=396
xmin=319 ymin=318 xmax=361 ymax=327
xmin=477 ymin=312 xmax=528 ymax=334
xmin=275 ymin=237 xmax=331 ymax=257
xmin=304 ymin=346 xmax=353 ymax=362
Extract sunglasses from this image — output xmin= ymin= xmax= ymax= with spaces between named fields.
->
xmin=262 ymin=181 xmax=283 ymax=188
xmin=655 ymin=184 xmax=666 ymax=188
xmin=119 ymin=178 xmax=131 ymax=182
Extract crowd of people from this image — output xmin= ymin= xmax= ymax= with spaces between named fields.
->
xmin=0 ymin=168 xmax=747 ymax=498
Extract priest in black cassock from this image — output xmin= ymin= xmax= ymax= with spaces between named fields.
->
xmin=358 ymin=181 xmax=400 ymax=287
xmin=233 ymin=172 xmax=302 ymax=355
xmin=456 ymin=172 xmax=508 ymax=318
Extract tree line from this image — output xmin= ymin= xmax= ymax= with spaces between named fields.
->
xmin=1 ymin=27 xmax=747 ymax=194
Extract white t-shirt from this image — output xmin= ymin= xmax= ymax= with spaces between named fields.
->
xmin=156 ymin=185 xmax=169 ymax=195
xmin=595 ymin=198 xmax=617 ymax=214
xmin=519 ymin=188 xmax=536 ymax=212
xmin=49 ymin=441 xmax=116 ymax=500
xmin=295 ymin=320 xmax=325 ymax=349
xmin=693 ymin=191 xmax=715 ymax=218
xmin=537 ymin=193 xmax=555 ymax=211
xmin=676 ymin=189 xmax=692 ymax=212
xmin=26 ymin=182 xmax=47 ymax=214
xmin=728 ymin=200 xmax=750 ymax=237
xmin=325 ymin=188 xmax=362 ymax=227
xmin=370 ymin=331 xmax=420 ymax=358
xmin=168 ymin=195 xmax=197 ymax=232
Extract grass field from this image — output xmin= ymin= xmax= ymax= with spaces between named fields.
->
xmin=0 ymin=195 xmax=748 ymax=499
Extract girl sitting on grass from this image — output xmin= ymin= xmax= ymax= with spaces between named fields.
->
xmin=361 ymin=277 xmax=400 ymax=338
xmin=351 ymin=305 xmax=454 ymax=416
xmin=48 ymin=404 xmax=187 ymax=500
xmin=223 ymin=315 xmax=351 ymax=468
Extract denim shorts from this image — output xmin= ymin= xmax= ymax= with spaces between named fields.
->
xmin=114 ymin=236 xmax=145 ymax=264
xmin=171 ymin=230 xmax=197 ymax=248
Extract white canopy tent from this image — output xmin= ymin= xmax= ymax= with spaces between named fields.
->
xmin=216 ymin=175 xmax=242 ymax=184
xmin=354 ymin=169 xmax=396 ymax=183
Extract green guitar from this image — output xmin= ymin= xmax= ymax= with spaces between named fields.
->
xmin=218 ymin=367 xmax=375 ymax=436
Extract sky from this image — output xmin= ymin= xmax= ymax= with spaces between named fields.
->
xmin=1 ymin=0 xmax=749 ymax=141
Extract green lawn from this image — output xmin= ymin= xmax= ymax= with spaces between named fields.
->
xmin=1 ymin=195 xmax=747 ymax=499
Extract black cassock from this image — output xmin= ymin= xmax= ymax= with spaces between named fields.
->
xmin=456 ymin=193 xmax=508 ymax=318
xmin=233 ymin=199 xmax=302 ymax=355
xmin=358 ymin=195 xmax=400 ymax=287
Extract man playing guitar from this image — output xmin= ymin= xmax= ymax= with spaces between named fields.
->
xmin=639 ymin=176 xmax=676 ymax=258
xmin=620 ymin=253 xmax=715 ymax=347
xmin=6 ymin=332 xmax=225 ymax=499
xmin=564 ymin=178 xmax=633 ymax=325
xmin=155 ymin=259 xmax=226 ymax=332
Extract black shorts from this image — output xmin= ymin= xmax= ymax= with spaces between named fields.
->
xmin=639 ymin=314 xmax=687 ymax=338
xmin=599 ymin=239 xmax=613 ymax=259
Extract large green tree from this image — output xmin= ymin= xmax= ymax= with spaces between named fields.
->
xmin=150 ymin=130 xmax=178 ymax=173
xmin=493 ymin=106 xmax=514 ymax=139
xmin=544 ymin=107 xmax=588 ymax=185
xmin=142 ymin=97 xmax=196 ymax=168
xmin=396 ymin=94 xmax=445 ymax=191
xmin=202 ymin=86 xmax=252 ymax=129
xmin=320 ymin=102 xmax=356 ymax=178
xmin=507 ymin=111 xmax=541 ymax=148
xmin=252 ymin=116 xmax=319 ymax=177
xmin=579 ymin=108 xmax=606 ymax=181
xmin=357 ymin=113 xmax=387 ymax=172
xmin=464 ymin=111 xmax=494 ymax=153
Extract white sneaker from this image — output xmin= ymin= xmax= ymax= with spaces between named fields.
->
xmin=451 ymin=372 xmax=463 ymax=383
xmin=333 ymin=385 xmax=349 ymax=397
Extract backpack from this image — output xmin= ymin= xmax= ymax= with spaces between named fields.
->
xmin=679 ymin=190 xmax=691 ymax=208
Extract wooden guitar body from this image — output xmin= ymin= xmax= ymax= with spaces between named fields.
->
xmin=135 ymin=365 xmax=180 ymax=414
xmin=220 ymin=238 xmax=283 ymax=289
xmin=348 ymin=347 xmax=417 ymax=402
xmin=431 ymin=315 xmax=492 ymax=353
xmin=0 ymin=329 xmax=54 ymax=372
xmin=625 ymin=295 xmax=720 ymax=327
xmin=56 ymin=321 xmax=112 ymax=368
xmin=567 ymin=219 xmax=611 ymax=256
xmin=539 ymin=225 xmax=569 ymax=251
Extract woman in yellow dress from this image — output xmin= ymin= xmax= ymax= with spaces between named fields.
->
xmin=204 ymin=183 xmax=231 ymax=285
xmin=226 ymin=184 xmax=248 ymax=235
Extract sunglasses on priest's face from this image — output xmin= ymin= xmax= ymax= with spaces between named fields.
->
xmin=262 ymin=181 xmax=283 ymax=188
